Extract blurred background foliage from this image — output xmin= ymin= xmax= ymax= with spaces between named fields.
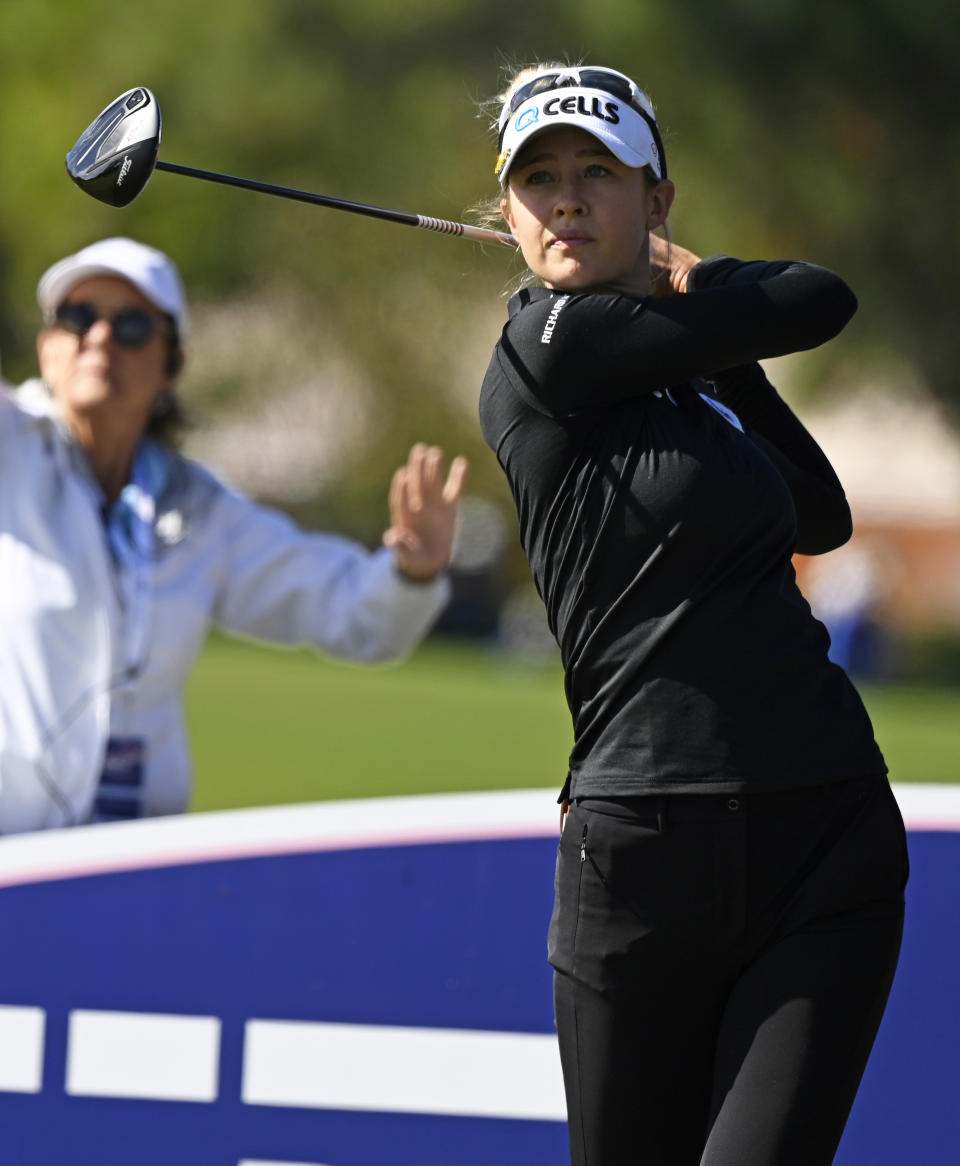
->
xmin=1 ymin=0 xmax=958 ymax=560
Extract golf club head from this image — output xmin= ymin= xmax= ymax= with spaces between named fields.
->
xmin=66 ymin=87 xmax=161 ymax=207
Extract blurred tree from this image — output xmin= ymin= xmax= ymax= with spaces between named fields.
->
xmin=1 ymin=0 xmax=957 ymax=546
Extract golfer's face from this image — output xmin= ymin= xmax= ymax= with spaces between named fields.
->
xmin=500 ymin=127 xmax=656 ymax=296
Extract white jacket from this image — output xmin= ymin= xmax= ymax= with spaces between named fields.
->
xmin=0 ymin=383 xmax=450 ymax=834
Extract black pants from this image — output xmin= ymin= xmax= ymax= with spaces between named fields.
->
xmin=548 ymin=777 xmax=908 ymax=1166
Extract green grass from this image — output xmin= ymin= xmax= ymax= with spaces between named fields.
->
xmin=186 ymin=636 xmax=573 ymax=812
xmin=185 ymin=636 xmax=959 ymax=813
xmin=855 ymin=685 xmax=960 ymax=784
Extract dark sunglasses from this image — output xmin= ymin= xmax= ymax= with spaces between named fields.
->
xmin=498 ymin=67 xmax=667 ymax=177
xmin=53 ymin=301 xmax=174 ymax=348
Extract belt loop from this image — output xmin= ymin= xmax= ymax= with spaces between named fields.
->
xmin=657 ymin=797 xmax=667 ymax=835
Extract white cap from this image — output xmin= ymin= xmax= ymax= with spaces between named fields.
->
xmin=37 ymin=237 xmax=189 ymax=338
xmin=496 ymin=86 xmax=662 ymax=187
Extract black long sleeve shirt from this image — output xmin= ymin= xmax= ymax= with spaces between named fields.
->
xmin=479 ymin=256 xmax=886 ymax=798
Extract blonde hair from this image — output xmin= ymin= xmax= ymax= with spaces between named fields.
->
xmin=481 ymin=60 xmax=570 ymax=133
xmin=471 ymin=61 xmax=669 ymax=290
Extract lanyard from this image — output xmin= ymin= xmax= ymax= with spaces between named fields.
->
xmin=111 ymin=530 xmax=155 ymax=682
xmin=104 ymin=442 xmax=164 ymax=683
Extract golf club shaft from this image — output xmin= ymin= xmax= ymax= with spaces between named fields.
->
xmin=155 ymin=161 xmax=516 ymax=247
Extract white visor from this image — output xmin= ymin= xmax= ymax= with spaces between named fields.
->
xmin=37 ymin=236 xmax=189 ymax=338
xmin=496 ymin=86 xmax=663 ymax=186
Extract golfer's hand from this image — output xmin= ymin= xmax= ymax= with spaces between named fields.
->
xmin=383 ymin=444 xmax=469 ymax=582
xmin=650 ymin=236 xmax=701 ymax=296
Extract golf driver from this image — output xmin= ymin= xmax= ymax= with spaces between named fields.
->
xmin=67 ymin=87 xmax=516 ymax=246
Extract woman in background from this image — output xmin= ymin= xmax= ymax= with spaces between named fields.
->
xmin=478 ymin=63 xmax=907 ymax=1165
xmin=1 ymin=236 xmax=467 ymax=833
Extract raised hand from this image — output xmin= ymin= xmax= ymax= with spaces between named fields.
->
xmin=383 ymin=443 xmax=469 ymax=582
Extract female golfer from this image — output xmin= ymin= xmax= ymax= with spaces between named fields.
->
xmin=479 ymin=64 xmax=907 ymax=1165
xmin=1 ymin=236 xmax=467 ymax=834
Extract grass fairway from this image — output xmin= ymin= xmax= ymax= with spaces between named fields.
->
xmin=855 ymin=684 xmax=960 ymax=784
xmin=186 ymin=635 xmax=573 ymax=812
xmin=186 ymin=635 xmax=959 ymax=813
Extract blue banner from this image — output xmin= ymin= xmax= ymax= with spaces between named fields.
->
xmin=0 ymin=787 xmax=956 ymax=1165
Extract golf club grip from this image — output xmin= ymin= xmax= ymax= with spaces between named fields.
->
xmin=154 ymin=161 xmax=515 ymax=247
xmin=415 ymin=216 xmax=515 ymax=246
